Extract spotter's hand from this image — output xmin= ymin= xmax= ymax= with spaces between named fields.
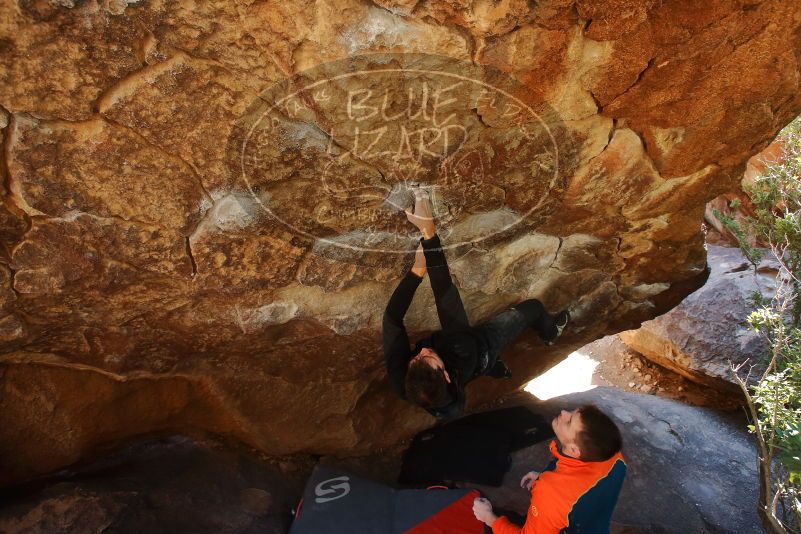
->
xmin=520 ymin=470 xmax=540 ymax=491
xmin=472 ymin=497 xmax=498 ymax=526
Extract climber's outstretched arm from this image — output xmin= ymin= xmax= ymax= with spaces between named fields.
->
xmin=406 ymin=192 xmax=469 ymax=333
xmin=383 ymin=244 xmax=426 ymax=397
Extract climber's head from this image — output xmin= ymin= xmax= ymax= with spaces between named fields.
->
xmin=552 ymin=405 xmax=622 ymax=461
xmin=405 ymin=348 xmax=451 ymax=409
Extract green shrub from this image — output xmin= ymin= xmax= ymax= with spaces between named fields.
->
xmin=724 ymin=116 xmax=801 ymax=533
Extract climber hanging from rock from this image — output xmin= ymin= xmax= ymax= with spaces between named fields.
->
xmin=383 ymin=189 xmax=570 ymax=419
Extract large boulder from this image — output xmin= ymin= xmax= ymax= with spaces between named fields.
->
xmin=1 ymin=0 xmax=800 ymax=483
xmin=0 ymin=436 xmax=297 ymax=534
xmin=619 ymin=245 xmax=777 ymax=394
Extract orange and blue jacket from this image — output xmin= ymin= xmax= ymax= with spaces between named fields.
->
xmin=492 ymin=440 xmax=626 ymax=534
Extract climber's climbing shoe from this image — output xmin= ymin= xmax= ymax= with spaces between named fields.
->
xmin=546 ymin=310 xmax=570 ymax=346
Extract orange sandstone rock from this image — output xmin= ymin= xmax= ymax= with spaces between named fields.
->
xmin=0 ymin=0 xmax=799 ymax=484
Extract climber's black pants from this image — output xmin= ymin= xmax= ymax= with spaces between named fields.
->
xmin=473 ymin=299 xmax=558 ymax=373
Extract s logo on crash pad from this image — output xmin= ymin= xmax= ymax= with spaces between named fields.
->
xmin=314 ymin=476 xmax=351 ymax=503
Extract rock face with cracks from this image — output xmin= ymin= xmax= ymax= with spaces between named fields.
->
xmin=1 ymin=0 xmax=800 ymax=484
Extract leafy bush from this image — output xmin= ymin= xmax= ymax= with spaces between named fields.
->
xmin=718 ymin=116 xmax=801 ymax=533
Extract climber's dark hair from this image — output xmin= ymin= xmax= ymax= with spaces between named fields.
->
xmin=576 ymin=405 xmax=623 ymax=462
xmin=405 ymin=359 xmax=450 ymax=409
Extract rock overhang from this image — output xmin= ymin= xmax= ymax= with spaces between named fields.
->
xmin=0 ymin=0 xmax=799 ymax=485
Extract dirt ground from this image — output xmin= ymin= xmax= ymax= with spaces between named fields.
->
xmin=573 ymin=333 xmax=742 ymax=411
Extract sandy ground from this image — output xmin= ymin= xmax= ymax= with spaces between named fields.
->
xmin=570 ymin=333 xmax=741 ymax=411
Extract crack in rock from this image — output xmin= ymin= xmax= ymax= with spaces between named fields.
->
xmin=185 ymin=237 xmax=198 ymax=278
xmin=95 ymin=53 xmax=190 ymax=115
xmin=2 ymin=113 xmax=45 ymax=220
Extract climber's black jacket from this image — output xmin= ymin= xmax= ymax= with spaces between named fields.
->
xmin=383 ymin=234 xmax=489 ymax=420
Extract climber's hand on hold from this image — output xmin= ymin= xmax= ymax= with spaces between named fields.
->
xmin=405 ymin=189 xmax=436 ymax=239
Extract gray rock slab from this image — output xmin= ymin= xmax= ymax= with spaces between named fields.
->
xmin=620 ymin=245 xmax=778 ymax=393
